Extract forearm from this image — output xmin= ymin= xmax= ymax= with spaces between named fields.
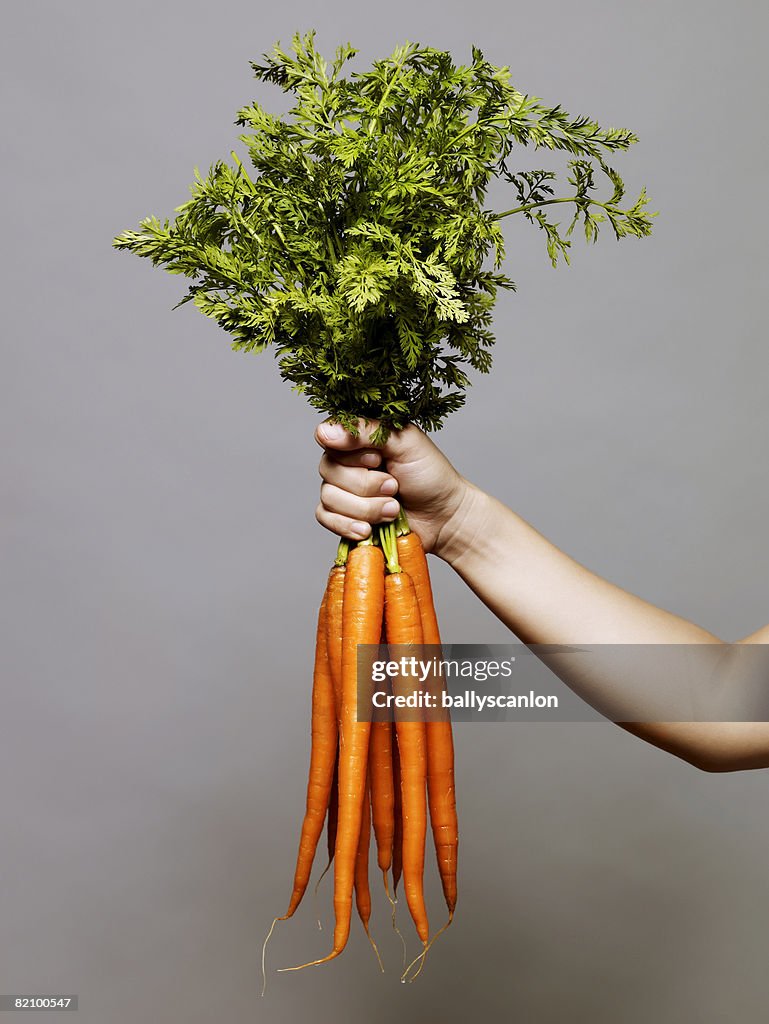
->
xmin=436 ymin=484 xmax=769 ymax=772
xmin=439 ymin=484 xmax=722 ymax=646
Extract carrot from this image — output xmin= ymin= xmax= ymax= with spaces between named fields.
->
xmin=384 ymin=567 xmax=429 ymax=946
xmin=262 ymin=571 xmax=340 ymax=993
xmin=311 ymin=543 xmax=347 ymax=902
xmin=369 ymin=622 xmax=395 ymax=886
xmin=391 ymin=733 xmax=403 ymax=897
xmin=326 ymin=756 xmax=339 ymax=866
xmin=387 ymin=723 xmax=408 ymax=970
xmin=369 ymin=719 xmax=395 ymax=875
xmin=281 ymin=540 xmax=385 ymax=970
xmin=354 ymin=774 xmax=383 ymax=969
xmin=312 ymin=753 xmax=338 ymax=905
xmin=326 ymin=549 xmax=347 ymax=720
xmin=280 ymin=572 xmax=339 ymax=919
xmin=354 ymin=777 xmax=373 ymax=927
xmin=397 ymin=527 xmax=458 ymax=920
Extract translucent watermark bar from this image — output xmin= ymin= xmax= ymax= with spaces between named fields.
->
xmin=355 ymin=644 xmax=769 ymax=722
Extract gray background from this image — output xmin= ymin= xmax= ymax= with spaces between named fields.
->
xmin=3 ymin=1 xmax=769 ymax=1021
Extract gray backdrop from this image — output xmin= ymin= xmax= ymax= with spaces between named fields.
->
xmin=3 ymin=1 xmax=769 ymax=1021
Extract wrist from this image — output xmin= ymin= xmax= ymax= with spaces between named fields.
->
xmin=432 ymin=480 xmax=492 ymax=568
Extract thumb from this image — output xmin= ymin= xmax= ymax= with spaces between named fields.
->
xmin=314 ymin=417 xmax=385 ymax=452
xmin=314 ymin=418 xmax=429 ymax=465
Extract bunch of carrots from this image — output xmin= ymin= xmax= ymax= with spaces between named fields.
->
xmin=111 ymin=29 xmax=653 ymax=991
xmin=265 ymin=506 xmax=457 ymax=984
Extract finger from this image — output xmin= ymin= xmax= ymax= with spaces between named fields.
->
xmin=319 ymin=456 xmax=397 ymax=497
xmin=314 ymin=418 xmax=427 ymax=464
xmin=314 ymin=418 xmax=384 ymax=452
xmin=319 ymin=483 xmax=400 ymax=525
xmin=315 ymin=504 xmax=372 ymax=542
xmin=320 ymin=449 xmax=383 ymax=470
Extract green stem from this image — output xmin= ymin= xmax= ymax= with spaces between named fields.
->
xmin=270 ymin=221 xmax=306 ymax=283
xmin=375 ymin=54 xmax=406 ymax=115
xmin=334 ymin=538 xmax=350 ymax=566
xmin=395 ymin=506 xmax=410 ymax=537
xmin=492 ymin=196 xmax=615 ymax=221
xmin=451 ymin=114 xmax=505 ymax=146
xmin=230 ymin=151 xmax=255 ymax=190
xmin=378 ymin=522 xmax=401 ymax=573
xmin=324 ymin=232 xmax=338 ymax=267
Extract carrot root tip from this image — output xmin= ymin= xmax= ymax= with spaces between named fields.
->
xmin=401 ymin=942 xmax=429 ymax=984
xmin=402 ymin=915 xmax=453 ymax=983
xmin=389 ymin=897 xmax=407 ymax=970
xmin=277 ymin=951 xmax=339 ymax=972
xmin=261 ymin=916 xmax=281 ymax=998
xmin=364 ymin=924 xmax=385 ymax=973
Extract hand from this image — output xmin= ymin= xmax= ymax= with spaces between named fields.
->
xmin=314 ymin=419 xmax=472 ymax=558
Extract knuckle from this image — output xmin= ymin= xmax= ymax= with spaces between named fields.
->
xmin=364 ymin=501 xmax=382 ymax=524
xmin=360 ymin=499 xmax=380 ymax=523
xmin=357 ymin=467 xmax=377 ymax=495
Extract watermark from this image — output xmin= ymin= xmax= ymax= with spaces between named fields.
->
xmin=355 ymin=643 xmax=769 ymax=722
xmin=0 ymin=996 xmax=78 ymax=1011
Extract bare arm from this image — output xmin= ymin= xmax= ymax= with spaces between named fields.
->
xmin=441 ymin=485 xmax=769 ymax=772
xmin=314 ymin=420 xmax=769 ymax=772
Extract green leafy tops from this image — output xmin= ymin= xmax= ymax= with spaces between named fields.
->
xmin=114 ymin=30 xmax=655 ymax=443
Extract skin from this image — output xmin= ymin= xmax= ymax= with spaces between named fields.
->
xmin=315 ymin=419 xmax=769 ymax=774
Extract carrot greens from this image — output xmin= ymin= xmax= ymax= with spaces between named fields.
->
xmin=113 ymin=30 xmax=655 ymax=444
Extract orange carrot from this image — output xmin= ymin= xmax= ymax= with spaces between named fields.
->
xmin=282 ymin=540 xmax=385 ymax=969
xmin=391 ymin=732 xmax=403 ymax=897
xmin=313 ymin=546 xmax=347 ymax=890
xmin=354 ymin=777 xmax=373 ymax=928
xmin=385 ymin=568 xmax=429 ymax=946
xmin=326 ymin=756 xmax=339 ymax=865
xmin=369 ymin=719 xmax=395 ymax=876
xmin=313 ymin=754 xmax=338 ymax=899
xmin=280 ymin=571 xmax=339 ymax=920
xmin=388 ymin=723 xmax=408 ymax=973
xmin=397 ymin=529 xmax=458 ymax=920
xmin=326 ymin=560 xmax=346 ymax=720
xmin=369 ymin=622 xmax=395 ymax=885
xmin=354 ymin=775 xmax=383 ymax=969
